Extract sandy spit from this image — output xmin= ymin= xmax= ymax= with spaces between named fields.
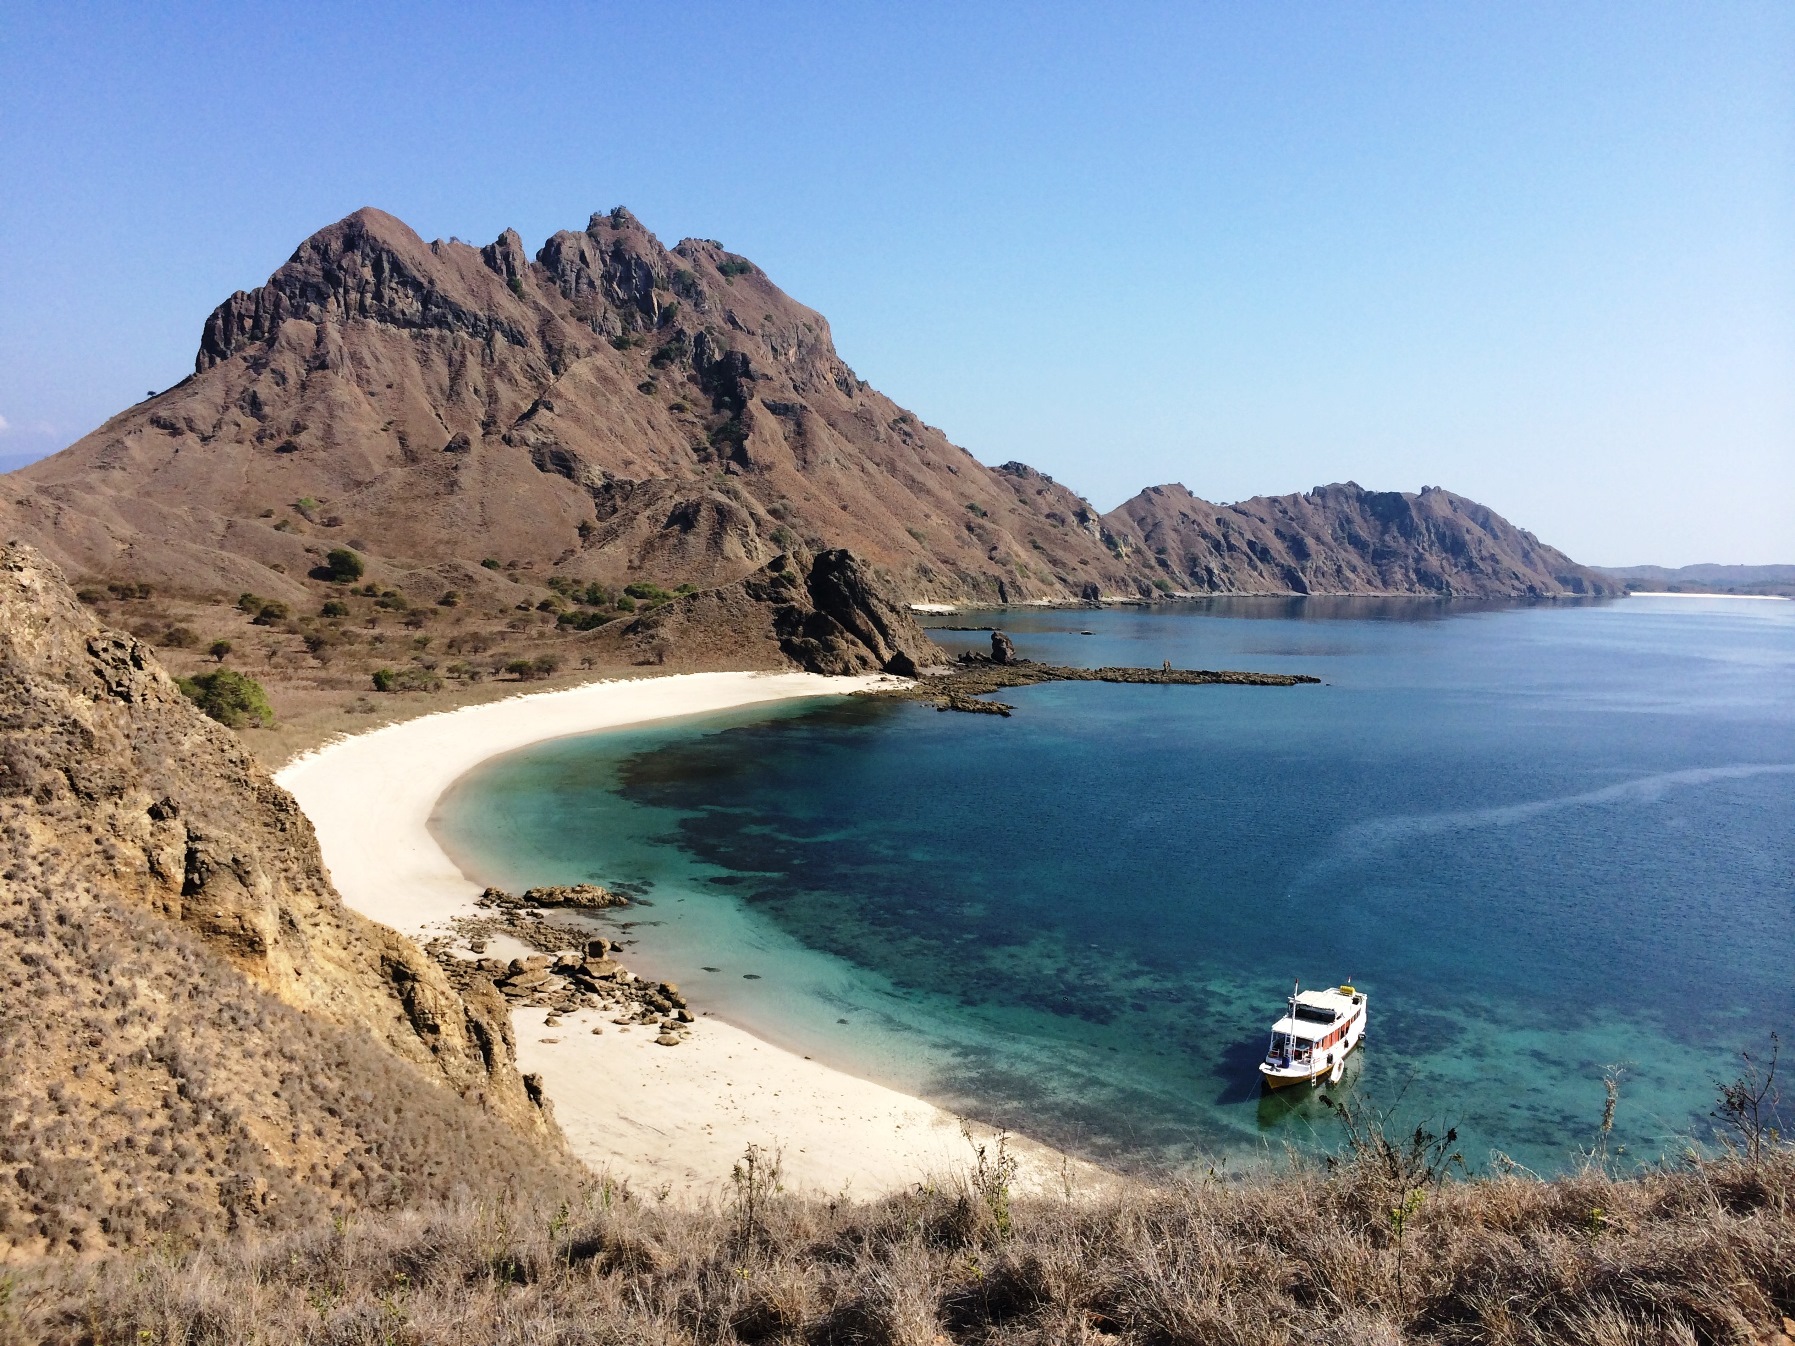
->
xmin=275 ymin=671 xmax=1096 ymax=1201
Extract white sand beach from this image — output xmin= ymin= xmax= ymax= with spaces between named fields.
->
xmin=275 ymin=671 xmax=1095 ymax=1200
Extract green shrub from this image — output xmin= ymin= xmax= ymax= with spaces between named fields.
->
xmin=623 ymin=582 xmax=671 ymax=602
xmin=236 ymin=592 xmax=263 ymax=614
xmin=208 ymin=639 xmax=233 ymax=663
xmin=320 ymin=600 xmax=350 ymax=618
xmin=251 ymin=600 xmax=289 ymax=626
xmin=176 ymin=669 xmax=274 ymax=729
xmin=162 ymin=626 xmax=199 ymax=648
xmin=372 ymin=666 xmax=441 ymax=693
xmin=556 ymin=609 xmax=611 ymax=632
xmin=717 ymin=257 xmax=754 ymax=278
xmin=1151 ymin=578 xmax=1173 ymax=594
xmin=480 ymin=558 xmax=502 ymax=570
xmin=326 ymin=548 xmax=364 ymax=583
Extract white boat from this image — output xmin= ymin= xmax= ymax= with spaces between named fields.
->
xmin=1258 ymin=981 xmax=1367 ymax=1089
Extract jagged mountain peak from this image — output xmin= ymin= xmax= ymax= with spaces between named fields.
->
xmin=4 ymin=205 xmax=1617 ymax=628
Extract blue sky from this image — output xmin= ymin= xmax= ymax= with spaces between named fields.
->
xmin=1 ymin=2 xmax=1789 ymax=564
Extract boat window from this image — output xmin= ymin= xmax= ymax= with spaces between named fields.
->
xmin=1293 ymin=1004 xmax=1338 ymax=1024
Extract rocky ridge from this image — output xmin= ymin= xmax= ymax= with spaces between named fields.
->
xmin=1 ymin=205 xmax=1618 ymax=651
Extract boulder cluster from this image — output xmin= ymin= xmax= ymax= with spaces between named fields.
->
xmin=476 ymin=884 xmax=630 ymax=911
xmin=472 ymin=938 xmax=694 ymax=1046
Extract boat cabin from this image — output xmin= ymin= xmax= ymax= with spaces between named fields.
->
xmin=1265 ymin=987 xmax=1362 ymax=1067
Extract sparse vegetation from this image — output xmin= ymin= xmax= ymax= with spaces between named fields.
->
xmin=176 ymin=667 xmax=274 ymax=728
xmin=503 ymin=655 xmax=561 ymax=681
xmin=370 ymin=666 xmax=441 ymax=693
xmin=6 ymin=1137 xmax=1789 ymax=1344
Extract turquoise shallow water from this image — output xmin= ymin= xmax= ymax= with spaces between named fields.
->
xmin=433 ymin=596 xmax=1795 ymax=1175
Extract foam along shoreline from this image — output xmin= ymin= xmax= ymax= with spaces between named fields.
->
xmin=274 ymin=671 xmax=1094 ymax=1200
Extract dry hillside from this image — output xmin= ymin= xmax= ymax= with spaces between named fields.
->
xmin=0 ymin=543 xmax=576 ymax=1255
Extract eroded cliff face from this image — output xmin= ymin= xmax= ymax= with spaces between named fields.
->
xmin=0 ymin=543 xmax=570 ymax=1253
xmin=595 ymin=548 xmax=947 ymax=675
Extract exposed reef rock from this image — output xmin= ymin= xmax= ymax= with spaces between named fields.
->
xmin=476 ymin=883 xmax=630 ymax=911
xmin=0 ymin=543 xmax=571 ymax=1253
xmin=875 ymin=654 xmax=1320 ymax=716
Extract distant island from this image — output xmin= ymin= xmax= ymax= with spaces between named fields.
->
xmin=1597 ymin=563 xmax=1795 ymax=597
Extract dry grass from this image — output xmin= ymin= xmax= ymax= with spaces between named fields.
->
xmin=4 ymin=1140 xmax=1788 ymax=1345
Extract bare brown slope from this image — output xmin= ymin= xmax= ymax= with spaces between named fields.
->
xmin=5 ymin=207 xmax=1135 ymax=610
xmin=0 ymin=544 xmax=571 ymax=1253
xmin=1101 ymin=481 xmax=1618 ymax=597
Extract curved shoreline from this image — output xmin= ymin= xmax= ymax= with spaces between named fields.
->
xmin=274 ymin=671 xmax=1092 ymax=1199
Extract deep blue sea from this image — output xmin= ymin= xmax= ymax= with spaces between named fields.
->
xmin=434 ymin=595 xmax=1795 ymax=1175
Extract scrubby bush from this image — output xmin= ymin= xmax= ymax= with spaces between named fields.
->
xmin=320 ymin=600 xmax=350 ymax=618
xmin=502 ymin=656 xmax=561 ymax=681
xmin=162 ymin=625 xmax=199 ymax=648
xmin=207 ymin=639 xmax=232 ymax=663
xmin=371 ymin=666 xmax=442 ymax=694
xmin=480 ymin=557 xmax=502 ymax=570
xmin=556 ymin=609 xmax=612 ymax=632
xmin=325 ymin=548 xmax=365 ymax=583
xmin=250 ymin=600 xmax=289 ymax=625
xmin=176 ymin=669 xmax=274 ymax=728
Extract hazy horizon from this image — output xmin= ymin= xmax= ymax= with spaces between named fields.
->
xmin=2 ymin=3 xmax=1789 ymax=566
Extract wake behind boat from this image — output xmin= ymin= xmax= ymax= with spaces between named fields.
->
xmin=1259 ymin=982 xmax=1367 ymax=1088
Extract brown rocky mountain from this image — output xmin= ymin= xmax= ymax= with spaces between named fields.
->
xmin=1104 ymin=481 xmax=1614 ymax=598
xmin=0 ymin=543 xmax=572 ymax=1253
xmin=0 ymin=205 xmax=1617 ymax=629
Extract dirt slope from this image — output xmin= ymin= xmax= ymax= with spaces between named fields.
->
xmin=0 ymin=543 xmax=573 ymax=1253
